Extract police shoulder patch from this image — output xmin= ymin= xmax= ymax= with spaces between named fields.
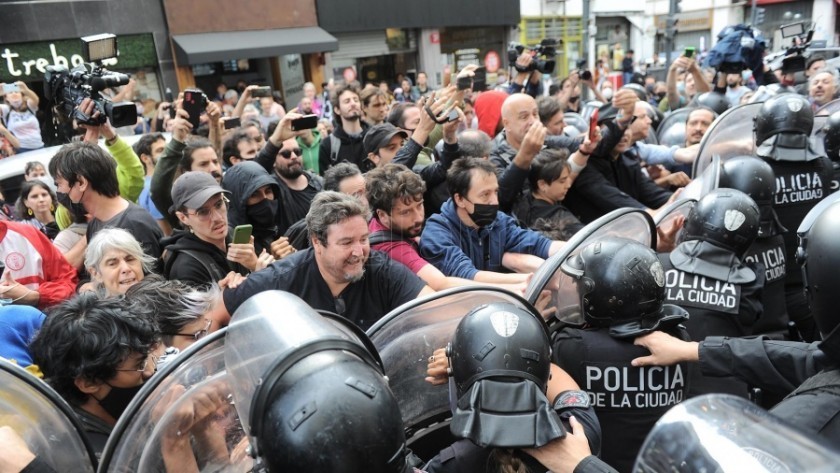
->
xmin=553 ymin=389 xmax=591 ymax=410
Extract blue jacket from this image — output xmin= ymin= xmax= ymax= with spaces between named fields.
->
xmin=419 ymin=199 xmax=552 ymax=279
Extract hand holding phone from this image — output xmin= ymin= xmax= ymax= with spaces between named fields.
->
xmin=182 ymin=88 xmax=207 ymax=130
xmin=2 ymin=83 xmax=20 ymax=95
xmin=232 ymin=225 xmax=253 ymax=245
xmin=251 ymin=86 xmax=272 ymax=98
xmin=684 ymin=47 xmax=695 ymax=59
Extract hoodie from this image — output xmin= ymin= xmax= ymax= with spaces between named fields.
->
xmin=223 ymin=162 xmax=280 ymax=255
xmin=318 ymin=122 xmax=370 ymax=174
xmin=162 ymin=231 xmax=245 ymax=287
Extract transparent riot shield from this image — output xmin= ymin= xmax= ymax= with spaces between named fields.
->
xmin=366 ymin=287 xmax=535 ymax=459
xmin=682 ymin=154 xmax=721 ymax=201
xmin=812 ymin=114 xmax=828 ymax=157
xmin=815 ymin=98 xmax=840 ymax=117
xmin=693 ymin=103 xmax=762 ymax=178
xmin=579 ymin=102 xmax=603 ymax=122
xmin=654 ymin=198 xmax=696 ymax=230
xmin=98 ymin=329 xmax=241 ymax=473
xmin=656 ymin=108 xmax=691 ymax=147
xmin=523 ymin=208 xmax=656 ymax=323
xmin=564 ymin=112 xmax=589 ymax=138
xmin=635 ymin=394 xmax=840 ymax=472
xmin=0 ymin=359 xmax=96 ymax=473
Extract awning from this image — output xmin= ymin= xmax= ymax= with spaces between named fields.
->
xmin=172 ymin=27 xmax=338 ymax=65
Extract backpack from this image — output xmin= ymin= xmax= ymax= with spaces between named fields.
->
xmin=368 ymin=230 xmax=410 ymax=246
xmin=162 ymin=248 xmax=226 ymax=282
xmin=329 ymin=133 xmax=341 ymax=166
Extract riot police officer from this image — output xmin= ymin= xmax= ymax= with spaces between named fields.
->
xmin=753 ymin=93 xmax=833 ymax=341
xmin=720 ymin=156 xmax=791 ymax=338
xmin=660 ymin=188 xmax=764 ymax=398
xmin=821 ymin=110 xmax=840 ymax=192
xmin=633 ymin=201 xmax=840 ymax=443
xmin=424 ymin=302 xmax=602 ymax=472
xmin=553 ymin=237 xmax=690 ymax=473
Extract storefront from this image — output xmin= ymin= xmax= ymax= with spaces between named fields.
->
xmin=327 ymin=29 xmax=418 ymax=87
xmin=747 ymin=1 xmax=814 ymax=51
xmin=440 ymin=27 xmax=507 ymax=82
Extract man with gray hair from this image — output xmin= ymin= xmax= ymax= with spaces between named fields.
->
xmin=808 ymin=69 xmax=839 ymax=109
xmin=221 ymin=191 xmax=432 ymax=329
xmin=457 ymin=129 xmax=493 ymax=159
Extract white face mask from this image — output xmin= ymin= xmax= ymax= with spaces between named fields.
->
xmin=602 ymin=88 xmax=614 ymax=101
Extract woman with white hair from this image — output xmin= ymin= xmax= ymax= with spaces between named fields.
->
xmin=85 ymin=227 xmax=156 ymax=297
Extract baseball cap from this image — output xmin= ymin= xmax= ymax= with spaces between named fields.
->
xmin=363 ymin=123 xmax=408 ymax=157
xmin=171 ymin=171 xmax=230 ymax=212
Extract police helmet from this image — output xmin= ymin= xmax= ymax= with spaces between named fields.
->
xmin=754 ymin=94 xmax=814 ymax=146
xmin=719 ymin=156 xmax=786 ymax=237
xmin=255 ymin=350 xmax=411 ymax=473
xmin=681 ymin=188 xmax=760 ymax=257
xmin=822 ymin=111 xmax=840 ymax=161
xmin=621 ymin=83 xmax=648 ymax=102
xmin=692 ymin=92 xmax=730 ymax=116
xmin=561 ymin=237 xmax=687 ymax=339
xmin=800 ymin=202 xmax=840 ymax=346
xmin=447 ymin=302 xmax=564 ymax=448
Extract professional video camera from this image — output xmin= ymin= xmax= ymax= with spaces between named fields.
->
xmin=778 ymin=21 xmax=815 ymax=73
xmin=507 ymin=39 xmax=560 ymax=74
xmin=43 ymin=34 xmax=136 ymax=128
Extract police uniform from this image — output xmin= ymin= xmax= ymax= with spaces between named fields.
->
xmin=553 ymin=326 xmax=690 ymax=473
xmin=742 ymin=233 xmax=789 ymax=336
xmin=424 ymin=396 xmax=603 ymax=473
xmin=659 ymin=245 xmax=764 ymax=398
xmin=761 ymin=156 xmax=833 ymax=340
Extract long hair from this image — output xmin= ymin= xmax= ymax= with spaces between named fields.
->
xmin=489 ymin=449 xmax=529 ymax=473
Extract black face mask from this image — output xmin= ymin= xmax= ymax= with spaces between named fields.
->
xmin=245 ymin=199 xmax=278 ymax=228
xmin=656 ymin=92 xmax=667 ymax=100
xmin=568 ymin=96 xmax=580 ymax=104
xmin=56 ymin=191 xmax=87 ymax=219
xmin=468 ymin=202 xmax=499 ymax=228
xmin=97 ymin=383 xmax=144 ymax=420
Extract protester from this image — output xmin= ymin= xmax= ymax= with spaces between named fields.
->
xmin=85 ymin=228 xmax=156 ymax=297
xmin=15 ymin=180 xmax=58 ymax=240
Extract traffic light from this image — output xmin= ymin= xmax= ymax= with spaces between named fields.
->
xmin=755 ymin=8 xmax=766 ymax=25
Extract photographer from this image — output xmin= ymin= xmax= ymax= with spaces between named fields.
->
xmin=507 ymin=51 xmax=544 ymax=98
xmin=0 ymin=81 xmax=44 ymax=153
xmin=664 ymin=54 xmax=711 ymax=111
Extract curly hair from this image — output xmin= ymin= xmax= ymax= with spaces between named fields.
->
xmin=365 ymin=163 xmax=425 ymax=215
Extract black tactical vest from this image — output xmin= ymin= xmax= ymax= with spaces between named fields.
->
xmin=743 ymin=234 xmax=789 ymax=336
xmin=553 ymin=326 xmax=689 ymax=473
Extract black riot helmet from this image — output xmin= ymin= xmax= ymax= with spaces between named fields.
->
xmin=799 ymin=202 xmax=840 ymax=361
xmin=447 ymin=302 xmax=565 ymax=448
xmin=754 ymin=94 xmax=813 ymax=147
xmin=822 ymin=111 xmax=840 ymax=161
xmin=719 ymin=156 xmax=787 ymax=237
xmin=561 ymin=237 xmax=688 ymax=339
xmin=692 ymin=92 xmax=730 ymax=116
xmin=255 ymin=350 xmax=412 ymax=473
xmin=680 ymin=188 xmax=761 ymax=257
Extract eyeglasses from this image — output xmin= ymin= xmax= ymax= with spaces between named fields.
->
xmin=163 ymin=318 xmax=212 ymax=341
xmin=278 ymin=148 xmax=302 ymax=159
xmin=115 ymin=352 xmax=158 ymax=372
xmin=188 ymin=196 xmax=229 ymax=221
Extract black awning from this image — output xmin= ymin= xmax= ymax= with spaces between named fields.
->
xmin=172 ymin=27 xmax=338 ymax=65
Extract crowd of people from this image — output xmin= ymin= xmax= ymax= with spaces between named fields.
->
xmin=0 ymin=37 xmax=838 ymax=472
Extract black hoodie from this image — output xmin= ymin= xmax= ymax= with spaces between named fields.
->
xmin=223 ymin=161 xmax=281 ymax=255
xmin=161 ymin=231 xmax=245 ymax=287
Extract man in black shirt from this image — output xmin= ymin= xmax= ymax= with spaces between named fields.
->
xmin=223 ymin=192 xmax=432 ymax=329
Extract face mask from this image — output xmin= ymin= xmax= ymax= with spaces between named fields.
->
xmin=656 ymin=92 xmax=667 ymax=100
xmin=246 ymin=199 xmax=278 ymax=227
xmin=677 ymin=82 xmax=686 ymax=93
xmin=568 ymin=96 xmax=580 ymax=104
xmin=8 ymin=99 xmax=22 ymax=109
xmin=602 ymin=88 xmax=614 ymax=101
xmin=97 ymin=383 xmax=143 ymax=420
xmin=468 ymin=202 xmax=498 ymax=228
xmin=56 ymin=191 xmax=87 ymax=219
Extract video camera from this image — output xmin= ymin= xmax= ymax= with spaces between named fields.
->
xmin=779 ymin=22 xmax=815 ymax=73
xmin=507 ymin=39 xmax=560 ymax=75
xmin=43 ymin=34 xmax=136 ymax=128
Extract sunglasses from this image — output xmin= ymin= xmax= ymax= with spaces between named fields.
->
xmin=278 ymin=148 xmax=302 ymax=159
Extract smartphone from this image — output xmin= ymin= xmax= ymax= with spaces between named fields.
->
xmin=232 ymin=224 xmax=253 ymax=245
xmin=251 ymin=86 xmax=272 ymax=98
xmin=182 ymin=88 xmax=206 ymax=130
xmin=472 ymin=67 xmax=487 ymax=92
xmin=165 ymin=88 xmax=176 ymax=119
xmin=589 ymin=109 xmax=599 ymax=142
xmin=223 ymin=117 xmax=241 ymax=130
xmin=291 ymin=114 xmax=319 ymax=131
xmin=684 ymin=47 xmax=696 ymax=58
xmin=456 ymin=75 xmax=472 ymax=91
xmin=2 ymin=83 xmax=20 ymax=95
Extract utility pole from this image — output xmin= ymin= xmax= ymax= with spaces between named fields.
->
xmin=583 ymin=0 xmax=591 ymax=65
xmin=665 ymin=0 xmax=680 ymax=67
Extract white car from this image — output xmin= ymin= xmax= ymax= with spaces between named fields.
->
xmin=0 ymin=133 xmax=170 ymax=203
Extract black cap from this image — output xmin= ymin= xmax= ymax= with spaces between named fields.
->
xmin=363 ymin=123 xmax=408 ymax=157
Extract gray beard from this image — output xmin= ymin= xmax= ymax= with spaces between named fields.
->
xmin=344 ymin=268 xmax=365 ymax=283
